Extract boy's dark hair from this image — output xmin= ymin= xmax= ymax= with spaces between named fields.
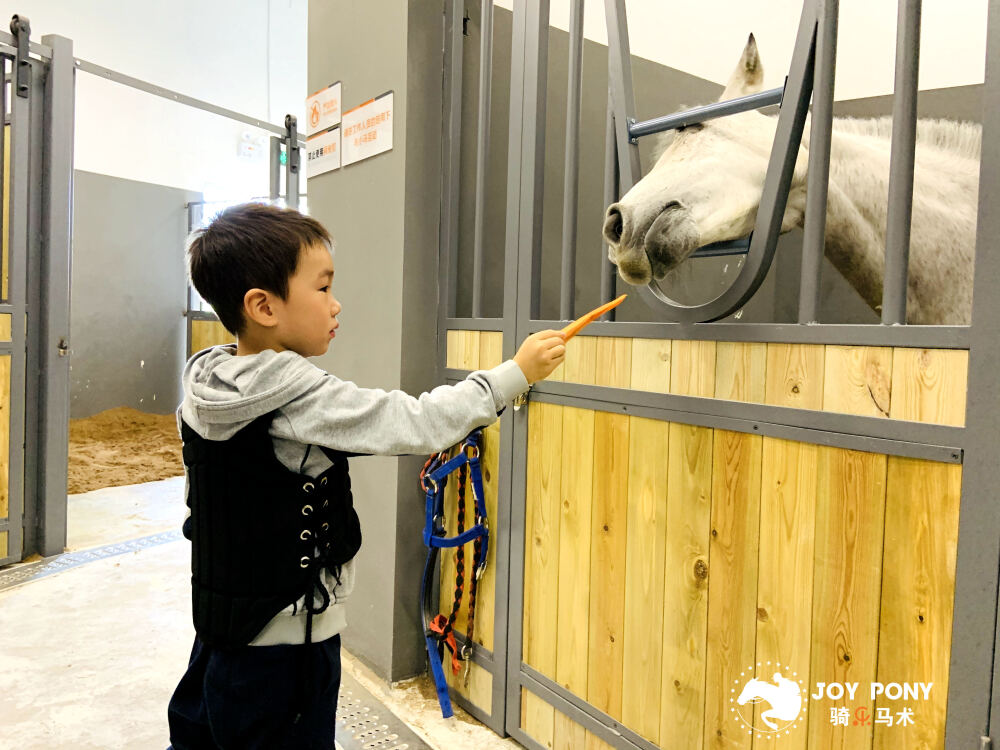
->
xmin=187 ymin=203 xmax=332 ymax=336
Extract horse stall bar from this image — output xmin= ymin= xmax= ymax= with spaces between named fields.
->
xmin=437 ymin=0 xmax=1000 ymax=749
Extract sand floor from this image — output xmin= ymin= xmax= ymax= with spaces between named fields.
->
xmin=68 ymin=407 xmax=183 ymax=494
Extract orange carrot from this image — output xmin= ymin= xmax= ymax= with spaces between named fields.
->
xmin=560 ymin=294 xmax=627 ymax=341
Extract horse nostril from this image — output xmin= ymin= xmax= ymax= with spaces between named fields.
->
xmin=604 ymin=205 xmax=625 ymax=244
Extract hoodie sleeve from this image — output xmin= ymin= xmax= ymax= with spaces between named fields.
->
xmin=273 ymin=359 xmax=529 ymax=456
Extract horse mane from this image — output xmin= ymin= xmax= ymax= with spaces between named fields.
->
xmin=831 ymin=116 xmax=982 ymax=160
xmin=651 ymin=112 xmax=982 ymax=163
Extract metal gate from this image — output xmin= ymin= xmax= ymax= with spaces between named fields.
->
xmin=0 ymin=19 xmax=73 ymax=565
xmin=437 ymin=1 xmax=1000 ymax=748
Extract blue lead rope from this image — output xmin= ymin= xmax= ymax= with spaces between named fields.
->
xmin=419 ymin=430 xmax=489 ymax=719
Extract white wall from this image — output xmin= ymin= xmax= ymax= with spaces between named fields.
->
xmin=22 ymin=0 xmax=306 ymax=199
xmin=496 ymin=0 xmax=987 ymax=101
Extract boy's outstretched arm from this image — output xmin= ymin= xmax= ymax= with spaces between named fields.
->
xmin=275 ymin=330 xmax=566 ymax=457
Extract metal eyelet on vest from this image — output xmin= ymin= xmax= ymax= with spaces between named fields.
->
xmin=303 ymin=482 xmax=315 ymax=493
xmin=320 ymin=477 xmax=328 ymax=486
xmin=321 ymin=522 xmax=329 ymax=531
xmin=301 ymin=504 xmax=313 ymax=516
xmin=323 ymin=499 xmax=329 ymax=508
xmin=299 ymin=556 xmax=310 ymax=568
xmin=300 ymin=529 xmax=312 ymax=541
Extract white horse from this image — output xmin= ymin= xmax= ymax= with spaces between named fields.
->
xmin=603 ymin=35 xmax=981 ymax=324
xmin=737 ymin=673 xmax=802 ymax=730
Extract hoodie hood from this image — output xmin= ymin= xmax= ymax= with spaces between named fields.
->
xmin=179 ymin=344 xmax=327 ymax=441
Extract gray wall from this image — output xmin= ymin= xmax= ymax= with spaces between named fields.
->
xmin=70 ymin=171 xmax=198 ymax=419
xmin=307 ymin=0 xmax=442 ymax=682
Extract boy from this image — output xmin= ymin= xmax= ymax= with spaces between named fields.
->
xmin=166 ymin=203 xmax=565 ymax=749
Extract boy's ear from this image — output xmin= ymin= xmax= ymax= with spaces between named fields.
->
xmin=243 ymin=288 xmax=278 ymax=328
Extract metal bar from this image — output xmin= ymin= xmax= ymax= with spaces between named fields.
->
xmin=74 ymin=58 xmax=303 ymax=143
xmin=520 ymin=666 xmax=661 ymax=750
xmin=442 ymin=0 xmax=464 ymax=319
xmin=881 ymin=0 xmax=922 ymax=325
xmin=443 ymin=317 xmax=504 ymax=331
xmin=798 ymin=0 xmax=839 ymax=323
xmin=0 ymin=30 xmax=50 ymax=59
xmin=0 ymin=56 xmax=6 ymax=307
xmin=502 ymin=0 xmax=542 ymax=736
xmin=471 ymin=0 xmax=494 ymax=319
xmin=603 ymin=0 xmax=640 ymax=191
xmin=268 ymin=136 xmax=281 ymax=201
xmin=559 ymin=0 xmax=585 ymax=321
xmin=643 ymin=0 xmax=818 ymax=321
xmin=7 ymin=51 xmax=30 ymax=560
xmin=950 ymin=0 xmax=1000 ymax=744
xmin=690 ymin=237 xmax=751 ymax=258
xmin=628 ymin=87 xmax=784 ymax=140
xmin=284 ymin=115 xmax=299 ymax=210
xmin=36 ymin=34 xmax=73 ymax=557
xmin=524 ymin=319 xmax=970 ymax=349
xmin=600 ymin=92 xmax=618 ymax=313
xmin=521 ymin=2 xmax=549 ymax=321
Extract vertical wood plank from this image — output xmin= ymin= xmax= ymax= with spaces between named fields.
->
xmin=0 ymin=315 xmax=11 ymax=340
xmin=522 ymin=689 xmax=555 ymax=750
xmin=587 ymin=411 xmax=630 ymax=724
xmin=874 ymin=458 xmax=962 ymax=750
xmin=554 ymin=404 xmax=595 ymax=749
xmin=765 ymin=344 xmax=825 ymax=410
xmin=823 ymin=346 xmax=892 ymax=418
xmin=630 ymin=337 xmax=672 ymax=393
xmin=0 ymin=354 xmax=8 ymax=521
xmin=715 ymin=342 xmax=767 ymax=403
xmin=595 ymin=336 xmax=633 ymax=389
xmin=705 ymin=430 xmax=762 ymax=750
xmin=446 ymin=330 xmax=481 ymax=371
xmin=0 ymin=531 xmax=6 ymax=558
xmin=671 ymin=340 xmax=717 ymax=397
xmin=479 ymin=331 xmax=504 ymax=370
xmin=808 ymin=447 xmax=887 ymax=750
xmin=445 ymin=659 xmax=493 ymax=712
xmin=660 ymin=422 xmax=713 ymax=749
xmin=190 ymin=320 xmax=236 ymax=355
xmin=753 ymin=437 xmax=818 ymax=749
xmin=522 ymin=402 xmax=563 ymax=747
xmin=622 ymin=416 xmax=670 ymax=744
xmin=889 ymin=348 xmax=969 ymax=426
xmin=584 ymin=729 xmax=617 ymax=750
xmin=476 ymin=418 xmax=500 ymax=652
xmin=3 ymin=125 xmax=9 ymax=301
xmin=563 ymin=335 xmax=598 ymax=386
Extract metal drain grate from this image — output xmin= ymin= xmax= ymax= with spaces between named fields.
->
xmin=336 ymin=670 xmax=431 ymax=750
xmin=0 ymin=529 xmax=183 ymax=592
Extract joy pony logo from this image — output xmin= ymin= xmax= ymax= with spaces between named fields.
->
xmin=730 ymin=663 xmax=808 ymax=739
xmin=309 ymin=101 xmax=321 ymax=128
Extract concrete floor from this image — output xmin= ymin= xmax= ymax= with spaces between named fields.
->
xmin=0 ymin=477 xmax=520 ymax=750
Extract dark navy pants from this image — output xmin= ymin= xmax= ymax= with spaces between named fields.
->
xmin=167 ymin=634 xmax=341 ymax=749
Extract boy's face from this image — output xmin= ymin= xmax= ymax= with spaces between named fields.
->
xmin=273 ymin=243 xmax=341 ymax=357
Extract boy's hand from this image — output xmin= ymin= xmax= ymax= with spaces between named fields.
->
xmin=513 ymin=330 xmax=566 ymax=385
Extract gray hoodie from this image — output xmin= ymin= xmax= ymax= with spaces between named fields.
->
xmin=177 ymin=344 xmax=529 ymax=646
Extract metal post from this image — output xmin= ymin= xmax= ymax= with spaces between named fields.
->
xmin=36 ymin=34 xmax=73 ymax=556
xmin=600 ymin=93 xmax=619 ymax=316
xmin=559 ymin=0 xmax=585 ymax=321
xmin=798 ymin=0 xmax=839 ymax=324
xmin=269 ymin=136 xmax=281 ymax=202
xmin=628 ymin=87 xmax=784 ymax=140
xmin=950 ymin=0 xmax=1000 ymax=744
xmin=603 ymin=0 xmax=640 ymax=192
xmin=284 ymin=114 xmax=299 ymax=210
xmin=471 ymin=0 xmax=494 ymax=319
xmin=442 ymin=0 xmax=464 ymax=319
xmin=881 ymin=0 xmax=922 ymax=325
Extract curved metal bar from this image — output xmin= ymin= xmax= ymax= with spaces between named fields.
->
xmin=641 ymin=0 xmax=819 ymax=323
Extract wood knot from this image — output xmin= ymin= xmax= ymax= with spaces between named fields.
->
xmin=674 ymin=679 xmax=681 ymax=689
xmin=843 ymin=652 xmax=851 ymax=662
xmin=757 ymin=607 xmax=768 ymax=621
xmin=791 ymin=384 xmax=800 ymax=394
xmin=694 ymin=559 xmax=708 ymax=580
xmin=711 ymin=528 xmax=718 ymax=537
xmin=484 ymin=469 xmax=491 ymax=482
xmin=918 ymin=613 xmax=925 ymax=623
xmin=609 ymin=634 xmax=615 ymax=643
xmin=602 ymin=524 xmax=610 ymax=532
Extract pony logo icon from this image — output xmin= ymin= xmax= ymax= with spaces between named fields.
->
xmin=730 ymin=663 xmax=807 ymax=739
xmin=309 ymin=101 xmax=321 ymax=129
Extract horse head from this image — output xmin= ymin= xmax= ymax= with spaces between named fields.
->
xmin=603 ymin=35 xmax=808 ymax=285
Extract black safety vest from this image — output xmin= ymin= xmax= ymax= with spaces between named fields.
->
xmin=180 ymin=409 xmax=362 ymax=649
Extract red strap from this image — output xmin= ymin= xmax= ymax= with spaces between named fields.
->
xmin=428 ymin=614 xmax=462 ymax=675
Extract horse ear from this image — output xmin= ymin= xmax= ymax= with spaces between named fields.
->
xmin=719 ymin=33 xmax=764 ymax=101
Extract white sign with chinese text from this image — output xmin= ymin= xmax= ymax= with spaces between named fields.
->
xmin=305 ymin=81 xmax=341 ymax=136
xmin=306 ymin=125 xmax=341 ymax=178
xmin=341 ymin=91 xmax=393 ymax=166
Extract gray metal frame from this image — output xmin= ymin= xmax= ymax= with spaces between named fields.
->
xmin=436 ymin=0 xmax=1000 ymax=746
